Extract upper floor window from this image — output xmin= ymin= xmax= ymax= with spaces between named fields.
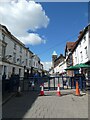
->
xmin=85 ymin=46 xmax=88 ymax=58
xmin=13 ymin=52 xmax=16 ymax=63
xmin=2 ymin=45 xmax=6 ymax=58
xmin=14 ymin=43 xmax=16 ymax=50
xmin=20 ymin=55 xmax=22 ymax=65
xmin=75 ymin=50 xmax=76 ymax=56
xmin=83 ymin=36 xmax=86 ymax=43
xmin=79 ymin=42 xmax=81 ymax=47
xmin=75 ymin=57 xmax=77 ymax=63
xmin=26 ymin=59 xmax=28 ymax=66
xmin=2 ymin=33 xmax=5 ymax=41
xmin=80 ymin=51 xmax=83 ymax=62
xmin=26 ymin=50 xmax=28 ymax=57
xmin=29 ymin=60 xmax=31 ymax=67
xmin=20 ymin=46 xmax=22 ymax=53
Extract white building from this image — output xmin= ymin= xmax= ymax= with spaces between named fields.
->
xmin=59 ymin=60 xmax=67 ymax=75
xmin=0 ymin=24 xmax=43 ymax=80
xmin=31 ymin=54 xmax=43 ymax=73
xmin=72 ymin=24 xmax=90 ymax=65
xmin=72 ymin=24 xmax=90 ymax=75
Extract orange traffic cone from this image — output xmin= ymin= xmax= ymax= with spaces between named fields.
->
xmin=75 ymin=81 xmax=80 ymax=96
xmin=57 ymin=84 xmax=61 ymax=96
xmin=40 ymin=84 xmax=44 ymax=96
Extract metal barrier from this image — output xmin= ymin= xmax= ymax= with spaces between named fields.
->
xmin=2 ymin=75 xmax=89 ymax=93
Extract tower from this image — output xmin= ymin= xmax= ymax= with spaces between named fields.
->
xmin=52 ymin=51 xmax=57 ymax=68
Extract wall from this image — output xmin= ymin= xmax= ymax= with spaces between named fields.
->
xmin=73 ymin=31 xmax=89 ymax=65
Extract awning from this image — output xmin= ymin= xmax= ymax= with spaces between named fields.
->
xmin=65 ymin=66 xmax=79 ymax=70
xmin=65 ymin=63 xmax=90 ymax=70
xmin=75 ymin=63 xmax=90 ymax=68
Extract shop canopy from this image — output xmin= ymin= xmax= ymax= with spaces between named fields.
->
xmin=65 ymin=65 xmax=79 ymax=70
xmin=65 ymin=63 xmax=90 ymax=70
xmin=75 ymin=63 xmax=90 ymax=68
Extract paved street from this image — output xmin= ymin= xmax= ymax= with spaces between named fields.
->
xmin=2 ymin=88 xmax=88 ymax=119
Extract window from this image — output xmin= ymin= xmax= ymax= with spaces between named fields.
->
xmin=79 ymin=42 xmax=81 ymax=47
xmin=2 ymin=45 xmax=6 ymax=58
xmin=13 ymin=52 xmax=16 ymax=63
xmin=3 ymin=66 xmax=7 ymax=74
xmin=34 ymin=61 xmax=35 ymax=67
xmin=26 ymin=59 xmax=27 ymax=66
xmin=12 ymin=67 xmax=15 ymax=74
xmin=14 ymin=43 xmax=16 ymax=50
xmin=83 ymin=36 xmax=86 ymax=42
xmin=20 ymin=46 xmax=22 ymax=53
xmin=75 ymin=57 xmax=77 ymax=63
xmin=75 ymin=50 xmax=76 ymax=56
xmin=2 ymin=33 xmax=5 ymax=41
xmin=80 ymin=51 xmax=83 ymax=62
xmin=85 ymin=46 xmax=88 ymax=58
xmin=20 ymin=55 xmax=22 ymax=65
xmin=29 ymin=60 xmax=31 ymax=67
xmin=19 ymin=68 xmax=21 ymax=76
xmin=26 ymin=50 xmax=28 ymax=56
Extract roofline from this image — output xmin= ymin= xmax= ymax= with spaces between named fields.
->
xmin=72 ymin=24 xmax=90 ymax=53
xmin=0 ymin=24 xmax=34 ymax=55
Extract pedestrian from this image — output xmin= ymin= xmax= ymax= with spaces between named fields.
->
xmin=66 ymin=80 xmax=68 ymax=89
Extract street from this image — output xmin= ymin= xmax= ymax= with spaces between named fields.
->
xmin=2 ymin=89 xmax=88 ymax=118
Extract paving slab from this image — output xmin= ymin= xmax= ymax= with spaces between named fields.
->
xmin=2 ymin=89 xmax=88 ymax=119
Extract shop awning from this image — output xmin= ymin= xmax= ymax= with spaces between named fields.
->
xmin=75 ymin=63 xmax=90 ymax=68
xmin=65 ymin=63 xmax=90 ymax=70
xmin=65 ymin=66 xmax=79 ymax=70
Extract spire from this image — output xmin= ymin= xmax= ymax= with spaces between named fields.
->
xmin=52 ymin=51 xmax=57 ymax=56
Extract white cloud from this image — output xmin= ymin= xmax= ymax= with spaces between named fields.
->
xmin=0 ymin=0 xmax=49 ymax=45
xmin=42 ymin=62 xmax=52 ymax=71
xmin=20 ymin=33 xmax=46 ymax=45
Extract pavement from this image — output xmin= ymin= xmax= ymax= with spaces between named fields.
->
xmin=2 ymin=89 xmax=88 ymax=119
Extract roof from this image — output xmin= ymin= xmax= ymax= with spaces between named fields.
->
xmin=65 ymin=42 xmax=75 ymax=57
xmin=54 ymin=54 xmax=65 ymax=62
xmin=0 ymin=24 xmax=34 ymax=55
xmin=72 ymin=24 xmax=90 ymax=52
xmin=66 ymin=42 xmax=75 ymax=50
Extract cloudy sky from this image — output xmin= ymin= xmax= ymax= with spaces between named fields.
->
xmin=0 ymin=1 xmax=88 ymax=70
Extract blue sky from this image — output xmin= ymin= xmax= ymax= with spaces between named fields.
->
xmin=27 ymin=2 xmax=88 ymax=62
xmin=0 ymin=1 xmax=88 ymax=70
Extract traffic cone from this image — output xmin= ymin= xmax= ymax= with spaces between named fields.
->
xmin=75 ymin=81 xmax=80 ymax=96
xmin=57 ymin=84 xmax=61 ymax=96
xmin=40 ymin=84 xmax=44 ymax=96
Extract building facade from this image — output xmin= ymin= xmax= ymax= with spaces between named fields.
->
xmin=0 ymin=24 xmax=43 ymax=80
xmin=72 ymin=24 xmax=90 ymax=76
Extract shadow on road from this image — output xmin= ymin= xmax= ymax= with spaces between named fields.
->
xmin=2 ymin=90 xmax=40 ymax=119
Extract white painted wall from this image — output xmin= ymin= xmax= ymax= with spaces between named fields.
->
xmin=0 ymin=26 xmax=32 ymax=78
xmin=73 ymin=31 xmax=90 ymax=65
xmin=53 ymin=60 xmax=67 ymax=75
